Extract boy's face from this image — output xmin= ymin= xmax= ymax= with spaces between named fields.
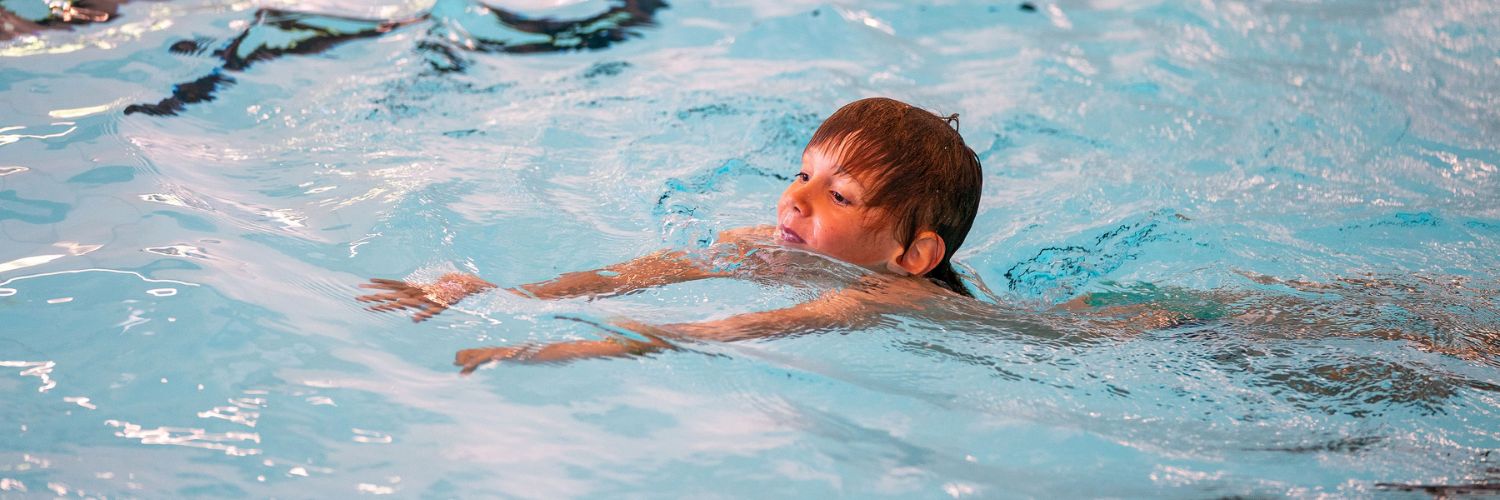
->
xmin=776 ymin=144 xmax=905 ymax=270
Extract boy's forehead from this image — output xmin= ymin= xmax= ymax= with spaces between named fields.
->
xmin=802 ymin=148 xmax=858 ymax=178
xmin=803 ymin=144 xmax=852 ymax=171
xmin=803 ymin=143 xmax=881 ymax=186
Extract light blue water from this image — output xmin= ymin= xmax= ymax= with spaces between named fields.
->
xmin=3 ymin=0 xmax=1499 ymax=497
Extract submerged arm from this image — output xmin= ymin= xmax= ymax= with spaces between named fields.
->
xmin=1050 ymin=281 xmax=1248 ymax=331
xmin=454 ymin=289 xmax=876 ymax=373
xmin=357 ymin=251 xmax=711 ymax=320
xmin=358 ymin=228 xmax=765 ymax=321
xmin=358 ymin=252 xmax=726 ymax=322
xmin=658 ymin=289 xmax=875 ymax=342
xmin=515 ymin=249 xmax=721 ymax=300
xmin=516 ymin=226 xmax=770 ymax=299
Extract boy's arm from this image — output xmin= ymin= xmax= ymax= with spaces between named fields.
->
xmin=359 ymin=244 xmax=758 ymax=323
xmin=358 ymin=226 xmax=772 ymax=321
xmin=355 ymin=252 xmax=713 ymax=321
xmin=454 ymin=288 xmax=876 ymax=373
xmin=516 ymin=226 xmax=771 ymax=299
xmin=1051 ymin=282 xmax=1246 ymax=331
xmin=657 ymin=289 xmax=875 ymax=342
xmin=515 ymin=249 xmax=721 ymax=300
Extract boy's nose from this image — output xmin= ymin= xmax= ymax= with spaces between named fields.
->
xmin=786 ymin=184 xmax=810 ymax=215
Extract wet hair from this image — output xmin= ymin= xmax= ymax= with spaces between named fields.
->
xmin=807 ymin=97 xmax=983 ymax=296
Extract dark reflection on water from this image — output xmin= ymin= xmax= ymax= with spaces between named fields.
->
xmin=122 ymin=72 xmax=237 ymax=117
xmin=1377 ymin=480 xmax=1500 ymax=496
xmin=124 ymin=0 xmax=668 ymax=116
xmin=1254 ymin=435 xmax=1384 ymax=454
xmin=0 ymin=190 xmax=72 ymax=224
xmin=1003 ymin=211 xmax=1191 ymax=298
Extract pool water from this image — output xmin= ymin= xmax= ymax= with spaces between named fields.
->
xmin=3 ymin=0 xmax=1499 ymax=497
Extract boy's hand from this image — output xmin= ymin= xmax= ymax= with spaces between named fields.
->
xmin=357 ymin=278 xmax=450 ymax=322
xmin=356 ymin=274 xmax=495 ymax=322
xmin=454 ymin=346 xmax=527 ymax=374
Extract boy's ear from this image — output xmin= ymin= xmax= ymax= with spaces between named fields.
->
xmin=891 ymin=230 xmax=945 ymax=277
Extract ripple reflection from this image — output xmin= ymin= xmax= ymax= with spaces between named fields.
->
xmin=104 ymin=420 xmax=262 ymax=457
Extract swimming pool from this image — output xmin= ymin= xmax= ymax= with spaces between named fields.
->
xmin=3 ymin=0 xmax=1498 ymax=496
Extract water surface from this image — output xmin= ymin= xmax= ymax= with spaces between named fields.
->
xmin=2 ymin=0 xmax=1498 ymax=497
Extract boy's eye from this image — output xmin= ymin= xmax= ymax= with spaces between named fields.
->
xmin=795 ymin=172 xmax=809 ymax=182
xmin=831 ymin=191 xmax=850 ymax=205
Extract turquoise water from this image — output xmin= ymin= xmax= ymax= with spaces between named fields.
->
xmin=3 ymin=0 xmax=1499 ymax=497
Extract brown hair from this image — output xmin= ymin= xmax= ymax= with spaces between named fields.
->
xmin=807 ymin=97 xmax=983 ymax=296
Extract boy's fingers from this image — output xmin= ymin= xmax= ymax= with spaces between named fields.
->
xmin=413 ymin=303 xmax=447 ymax=322
xmin=454 ymin=346 xmax=527 ymax=374
xmin=456 ymin=352 xmax=502 ymax=374
xmin=455 ymin=351 xmax=481 ymax=372
xmin=355 ymin=292 xmax=399 ymax=302
xmin=455 ymin=348 xmax=493 ymax=365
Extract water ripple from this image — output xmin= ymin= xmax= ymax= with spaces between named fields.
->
xmin=104 ymin=420 xmax=262 ymax=457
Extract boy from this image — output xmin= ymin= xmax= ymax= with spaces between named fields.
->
xmin=357 ymin=97 xmax=984 ymax=373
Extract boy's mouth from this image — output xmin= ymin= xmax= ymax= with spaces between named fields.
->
xmin=777 ymin=225 xmax=806 ymax=244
